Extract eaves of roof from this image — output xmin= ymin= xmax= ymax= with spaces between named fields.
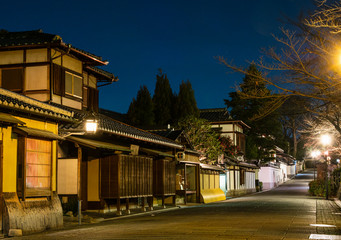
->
xmin=85 ymin=66 xmax=118 ymax=83
xmin=97 ymin=119 xmax=183 ymax=149
xmin=210 ymin=120 xmax=251 ymax=129
xmin=56 ymin=106 xmax=183 ymax=149
xmin=0 ymin=30 xmax=108 ymax=66
xmin=0 ymin=88 xmax=73 ymax=122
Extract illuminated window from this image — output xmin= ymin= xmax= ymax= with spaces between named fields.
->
xmin=18 ymin=137 xmax=52 ymax=198
xmin=65 ymin=72 xmax=82 ymax=98
xmin=26 ymin=138 xmax=51 ymax=190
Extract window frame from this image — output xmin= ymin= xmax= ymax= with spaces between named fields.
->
xmin=0 ymin=67 xmax=24 ymax=92
xmin=65 ymin=71 xmax=83 ymax=99
xmin=17 ymin=136 xmax=53 ymax=199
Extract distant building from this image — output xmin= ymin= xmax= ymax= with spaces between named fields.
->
xmin=199 ymin=108 xmax=258 ymax=196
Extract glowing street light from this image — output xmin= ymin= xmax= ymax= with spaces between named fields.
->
xmin=321 ymin=134 xmax=332 ymax=146
xmin=311 ymin=150 xmax=321 ymax=159
xmin=85 ymin=119 xmax=98 ymax=133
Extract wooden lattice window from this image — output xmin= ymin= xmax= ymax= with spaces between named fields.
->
xmin=18 ymin=137 xmax=52 ymax=198
xmin=65 ymin=71 xmax=82 ymax=98
xmin=0 ymin=68 xmax=23 ymax=92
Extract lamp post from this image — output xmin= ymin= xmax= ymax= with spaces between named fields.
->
xmin=320 ymin=134 xmax=332 ymax=200
xmin=311 ymin=150 xmax=321 ymax=181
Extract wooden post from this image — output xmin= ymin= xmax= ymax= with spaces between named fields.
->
xmin=196 ymin=165 xmax=201 ymax=203
xmin=126 ymin=198 xmax=130 ymax=214
xmin=141 ymin=197 xmax=146 ymax=212
xmin=161 ymin=195 xmax=166 ymax=209
xmin=148 ymin=197 xmax=153 ymax=211
xmin=77 ymin=145 xmax=82 ymax=225
xmin=117 ymin=158 xmax=122 ymax=216
xmin=116 ymin=199 xmax=122 ymax=215
xmin=184 ymin=165 xmax=187 ymax=205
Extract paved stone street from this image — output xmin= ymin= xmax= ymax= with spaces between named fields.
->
xmin=14 ymin=170 xmax=341 ymax=239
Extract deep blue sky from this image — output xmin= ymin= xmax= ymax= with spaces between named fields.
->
xmin=1 ymin=0 xmax=316 ymax=113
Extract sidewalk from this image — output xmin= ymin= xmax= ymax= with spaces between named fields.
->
xmin=315 ymin=199 xmax=341 ymax=236
xmin=63 ymin=205 xmax=182 ymax=228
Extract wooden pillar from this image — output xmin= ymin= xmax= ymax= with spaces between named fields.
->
xmin=141 ymin=197 xmax=146 ymax=212
xmin=184 ymin=165 xmax=187 ymax=205
xmin=148 ymin=197 xmax=153 ymax=211
xmin=196 ymin=165 xmax=200 ymax=203
xmin=161 ymin=195 xmax=166 ymax=209
xmin=126 ymin=198 xmax=130 ymax=214
xmin=77 ymin=145 xmax=81 ymax=200
xmin=116 ymin=199 xmax=122 ymax=215
xmin=117 ymin=158 xmax=122 ymax=216
xmin=76 ymin=145 xmax=82 ymax=224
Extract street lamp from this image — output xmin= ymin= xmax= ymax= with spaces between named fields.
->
xmin=321 ymin=134 xmax=332 ymax=146
xmin=320 ymin=134 xmax=332 ymax=200
xmin=85 ymin=119 xmax=98 ymax=133
xmin=311 ymin=150 xmax=321 ymax=180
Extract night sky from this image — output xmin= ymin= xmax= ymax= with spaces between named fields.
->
xmin=1 ymin=0 xmax=316 ymax=113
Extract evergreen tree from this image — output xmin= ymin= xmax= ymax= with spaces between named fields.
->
xmin=175 ymin=80 xmax=199 ymax=121
xmin=127 ymin=85 xmax=154 ymax=128
xmin=225 ymin=64 xmax=284 ymax=161
xmin=153 ymin=69 xmax=173 ymax=126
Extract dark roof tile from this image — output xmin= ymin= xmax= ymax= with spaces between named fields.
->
xmin=199 ymin=108 xmax=230 ymax=122
xmin=54 ymin=104 xmax=182 ymax=149
xmin=0 ymin=88 xmax=73 ymax=121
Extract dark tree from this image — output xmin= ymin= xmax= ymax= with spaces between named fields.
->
xmin=175 ymin=80 xmax=199 ymax=121
xmin=153 ymin=70 xmax=173 ymax=126
xmin=278 ymin=96 xmax=310 ymax=158
xmin=127 ymin=85 xmax=155 ymax=128
xmin=225 ymin=64 xmax=284 ymax=161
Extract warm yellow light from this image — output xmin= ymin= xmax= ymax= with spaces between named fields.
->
xmin=311 ymin=150 xmax=321 ymax=158
xmin=320 ymin=134 xmax=332 ymax=146
xmin=85 ymin=119 xmax=98 ymax=133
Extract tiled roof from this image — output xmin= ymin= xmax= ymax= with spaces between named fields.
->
xmin=99 ymin=108 xmax=127 ymax=123
xmin=86 ymin=66 xmax=118 ymax=83
xmin=199 ymin=108 xmax=230 ymax=122
xmin=0 ymin=29 xmax=61 ymax=47
xmin=200 ymin=108 xmax=250 ymax=129
xmin=149 ymin=129 xmax=183 ymax=141
xmin=55 ymin=105 xmax=183 ymax=149
xmin=0 ymin=30 xmax=106 ymax=65
xmin=0 ymin=88 xmax=73 ymax=121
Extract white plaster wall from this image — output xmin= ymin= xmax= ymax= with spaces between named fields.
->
xmin=259 ymin=166 xmax=281 ymax=190
xmin=287 ymin=165 xmax=296 ymax=177
xmin=280 ymin=162 xmax=288 ymax=183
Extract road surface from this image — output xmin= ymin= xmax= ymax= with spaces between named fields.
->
xmin=15 ymin=170 xmax=341 ymax=239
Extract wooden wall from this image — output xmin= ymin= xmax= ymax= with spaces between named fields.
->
xmin=100 ymin=155 xmax=153 ymax=199
xmin=153 ymin=159 xmax=176 ymax=196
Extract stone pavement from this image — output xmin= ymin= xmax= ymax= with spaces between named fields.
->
xmin=313 ymin=199 xmax=341 ymax=238
xmin=11 ymin=171 xmax=341 ymax=239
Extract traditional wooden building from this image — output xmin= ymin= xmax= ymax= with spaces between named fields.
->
xmin=151 ymin=128 xmax=227 ymax=204
xmin=0 ymin=30 xmax=184 ymax=220
xmin=200 ymin=108 xmax=259 ymax=197
xmin=150 ymin=129 xmax=201 ymax=204
xmin=58 ymin=112 xmax=183 ymax=214
xmin=0 ymin=88 xmax=73 ymax=235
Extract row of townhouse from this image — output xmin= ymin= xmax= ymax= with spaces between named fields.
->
xmin=0 ymin=30 xmax=295 ymax=236
xmin=0 ymin=29 xmax=186 ymax=235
